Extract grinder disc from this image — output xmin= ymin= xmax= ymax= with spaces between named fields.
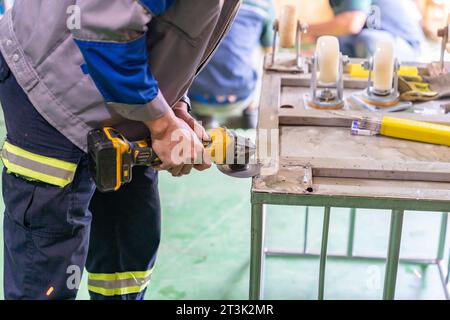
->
xmin=217 ymin=163 xmax=262 ymax=179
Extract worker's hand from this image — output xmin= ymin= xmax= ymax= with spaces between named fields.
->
xmin=145 ymin=111 xmax=211 ymax=177
xmin=172 ymin=101 xmax=212 ymax=172
xmin=172 ymin=101 xmax=210 ymax=143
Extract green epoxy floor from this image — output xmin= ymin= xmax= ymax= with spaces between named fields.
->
xmin=0 ymin=127 xmax=448 ymax=300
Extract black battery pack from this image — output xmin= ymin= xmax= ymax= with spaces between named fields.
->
xmin=87 ymin=129 xmax=122 ymax=193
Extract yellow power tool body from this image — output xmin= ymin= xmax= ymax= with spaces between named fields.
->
xmin=87 ymin=127 xmax=257 ymax=192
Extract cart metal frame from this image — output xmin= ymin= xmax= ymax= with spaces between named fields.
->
xmin=249 ymin=192 xmax=450 ymax=300
xmin=251 ymin=57 xmax=450 ymax=300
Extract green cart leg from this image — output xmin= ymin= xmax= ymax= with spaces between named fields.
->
xmin=437 ymin=213 xmax=449 ymax=296
xmin=437 ymin=213 xmax=448 ymax=261
xmin=347 ymin=208 xmax=357 ymax=257
xmin=318 ymin=207 xmax=331 ymax=300
xmin=383 ymin=210 xmax=404 ymax=300
xmin=447 ymin=235 xmax=450 ymax=285
xmin=447 ymin=257 xmax=450 ymax=285
xmin=303 ymin=207 xmax=309 ymax=253
xmin=249 ymin=203 xmax=266 ymax=300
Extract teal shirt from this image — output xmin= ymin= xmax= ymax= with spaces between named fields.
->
xmin=329 ymin=0 xmax=424 ymax=48
xmin=330 ymin=0 xmax=371 ymax=15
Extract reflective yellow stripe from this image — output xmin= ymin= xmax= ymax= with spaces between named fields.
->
xmin=3 ymin=142 xmax=77 ymax=171
xmin=1 ymin=141 xmax=77 ymax=187
xmin=2 ymin=158 xmax=72 ymax=187
xmin=88 ymin=269 xmax=153 ymax=281
xmin=88 ymin=281 xmax=150 ymax=297
xmin=87 ymin=269 xmax=154 ymax=296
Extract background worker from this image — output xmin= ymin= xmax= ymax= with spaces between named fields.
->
xmin=189 ymin=0 xmax=276 ymax=129
xmin=307 ymin=0 xmax=425 ymax=60
xmin=0 ymin=0 xmax=240 ymax=300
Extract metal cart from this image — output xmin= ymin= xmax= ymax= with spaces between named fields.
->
xmin=250 ymin=57 xmax=450 ymax=300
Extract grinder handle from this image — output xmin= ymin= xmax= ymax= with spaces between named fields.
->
xmin=131 ymin=140 xmax=163 ymax=167
xmin=131 ymin=139 xmax=212 ymax=169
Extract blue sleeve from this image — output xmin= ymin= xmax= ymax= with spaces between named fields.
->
xmin=71 ymin=0 xmax=176 ymax=121
xmin=74 ymin=36 xmax=158 ymax=106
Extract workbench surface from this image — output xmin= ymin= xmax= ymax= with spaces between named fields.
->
xmin=253 ymin=128 xmax=450 ymax=203
xmin=252 ymin=58 xmax=450 ymax=205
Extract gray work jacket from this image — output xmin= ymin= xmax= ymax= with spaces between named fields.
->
xmin=0 ymin=0 xmax=241 ymax=151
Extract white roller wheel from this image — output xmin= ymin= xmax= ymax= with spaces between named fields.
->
xmin=278 ymin=4 xmax=297 ymax=48
xmin=316 ymin=36 xmax=340 ymax=84
xmin=373 ymin=40 xmax=395 ymax=92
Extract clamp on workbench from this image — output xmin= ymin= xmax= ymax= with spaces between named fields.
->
xmin=270 ymin=19 xmax=308 ymax=72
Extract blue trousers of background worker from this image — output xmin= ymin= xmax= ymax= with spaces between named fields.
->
xmin=0 ymin=52 xmax=161 ymax=300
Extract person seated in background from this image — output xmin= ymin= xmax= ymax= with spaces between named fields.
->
xmin=307 ymin=0 xmax=425 ymax=60
xmin=189 ymin=0 xmax=276 ymax=129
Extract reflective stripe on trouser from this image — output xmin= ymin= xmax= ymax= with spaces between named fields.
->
xmin=1 ymin=141 xmax=77 ymax=187
xmin=87 ymin=269 xmax=154 ymax=296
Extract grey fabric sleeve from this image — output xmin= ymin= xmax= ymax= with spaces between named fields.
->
xmin=70 ymin=0 xmax=152 ymax=42
xmin=70 ymin=0 xmax=173 ymax=122
xmin=107 ymin=90 xmax=171 ymax=122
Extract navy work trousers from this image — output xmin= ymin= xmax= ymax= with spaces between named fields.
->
xmin=0 ymin=52 xmax=161 ymax=300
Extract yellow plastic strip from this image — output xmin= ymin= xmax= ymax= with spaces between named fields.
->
xmin=349 ymin=64 xmax=419 ymax=79
xmin=88 ymin=269 xmax=154 ymax=281
xmin=3 ymin=141 xmax=77 ymax=172
xmin=2 ymin=158 xmax=72 ymax=187
xmin=88 ymin=281 xmax=150 ymax=297
xmin=381 ymin=117 xmax=450 ymax=147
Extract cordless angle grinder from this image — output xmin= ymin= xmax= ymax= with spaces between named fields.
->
xmin=87 ymin=127 xmax=260 ymax=192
